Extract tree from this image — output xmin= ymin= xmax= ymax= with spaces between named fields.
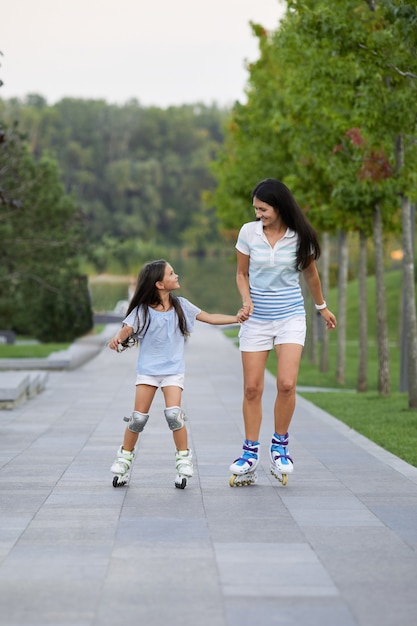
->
xmin=213 ymin=0 xmax=417 ymax=406
xmin=0 ymin=121 xmax=92 ymax=341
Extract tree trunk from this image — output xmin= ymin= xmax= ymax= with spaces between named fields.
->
xmin=336 ymin=230 xmax=348 ymax=384
xmin=320 ymin=232 xmax=330 ymax=372
xmin=400 ymin=197 xmax=417 ymax=407
xmin=373 ymin=203 xmax=390 ymax=395
xmin=357 ymin=230 xmax=368 ymax=392
xmin=395 ymin=134 xmax=417 ymax=407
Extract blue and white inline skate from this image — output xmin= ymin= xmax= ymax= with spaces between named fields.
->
xmin=111 ymin=445 xmax=135 ymax=487
xmin=174 ymin=448 xmax=193 ymax=489
xmin=229 ymin=440 xmax=260 ymax=487
xmin=269 ymin=432 xmax=293 ymax=486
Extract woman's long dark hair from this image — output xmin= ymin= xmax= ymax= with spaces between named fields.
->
xmin=252 ymin=178 xmax=321 ymax=271
xmin=120 ymin=259 xmax=189 ymax=350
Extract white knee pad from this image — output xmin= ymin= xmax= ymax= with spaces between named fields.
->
xmin=124 ymin=411 xmax=149 ymax=433
xmin=164 ymin=406 xmax=186 ymax=431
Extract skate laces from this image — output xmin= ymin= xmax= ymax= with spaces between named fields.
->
xmin=270 ymin=433 xmax=293 ymax=467
xmin=234 ymin=440 xmax=259 ymax=467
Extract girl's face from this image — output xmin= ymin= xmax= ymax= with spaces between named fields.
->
xmin=253 ymin=197 xmax=279 ymax=227
xmin=160 ymin=263 xmax=180 ymax=291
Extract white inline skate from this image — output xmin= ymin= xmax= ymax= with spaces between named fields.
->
xmin=111 ymin=446 xmax=135 ymax=487
xmin=175 ymin=449 xmax=193 ymax=489
xmin=229 ymin=440 xmax=260 ymax=487
xmin=269 ymin=432 xmax=293 ymax=486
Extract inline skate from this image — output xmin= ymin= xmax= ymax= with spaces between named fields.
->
xmin=269 ymin=432 xmax=293 ymax=486
xmin=175 ymin=448 xmax=193 ymax=489
xmin=229 ymin=440 xmax=260 ymax=487
xmin=111 ymin=446 xmax=135 ymax=487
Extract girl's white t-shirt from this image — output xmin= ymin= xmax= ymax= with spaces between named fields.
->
xmin=123 ymin=297 xmax=201 ymax=375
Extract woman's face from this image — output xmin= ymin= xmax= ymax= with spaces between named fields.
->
xmin=253 ymin=197 xmax=278 ymax=227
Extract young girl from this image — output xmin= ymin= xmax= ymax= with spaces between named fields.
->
xmin=109 ymin=259 xmax=243 ymax=489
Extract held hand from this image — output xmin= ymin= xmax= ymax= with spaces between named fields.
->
xmin=237 ymin=306 xmax=250 ymax=322
xmin=240 ymin=300 xmax=253 ymax=320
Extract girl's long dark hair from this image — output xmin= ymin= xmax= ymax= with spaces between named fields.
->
xmin=120 ymin=259 xmax=189 ymax=349
xmin=252 ymin=178 xmax=321 ymax=271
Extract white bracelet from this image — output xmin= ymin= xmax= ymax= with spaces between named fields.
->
xmin=315 ymin=301 xmax=327 ymax=311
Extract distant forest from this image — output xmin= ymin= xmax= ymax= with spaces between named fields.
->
xmin=0 ymin=95 xmax=231 ymax=252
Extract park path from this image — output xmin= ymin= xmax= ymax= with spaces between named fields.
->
xmin=0 ymin=322 xmax=417 ymax=626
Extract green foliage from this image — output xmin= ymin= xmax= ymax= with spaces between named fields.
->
xmin=0 ymin=120 xmax=93 ymax=341
xmin=213 ymin=0 xmax=417 ymax=236
xmin=33 ymin=273 xmax=92 ymax=343
xmin=0 ymin=98 xmax=229 ymax=253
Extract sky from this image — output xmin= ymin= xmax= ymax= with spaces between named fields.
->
xmin=1 ymin=0 xmax=286 ymax=108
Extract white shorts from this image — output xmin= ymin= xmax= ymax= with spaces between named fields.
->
xmin=239 ymin=315 xmax=306 ymax=352
xmin=135 ymin=373 xmax=185 ymax=389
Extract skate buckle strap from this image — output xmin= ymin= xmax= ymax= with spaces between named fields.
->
xmin=233 ymin=443 xmax=259 ymax=468
xmin=271 ymin=435 xmax=293 ymax=464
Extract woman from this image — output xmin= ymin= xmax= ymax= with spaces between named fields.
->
xmin=230 ymin=179 xmax=337 ymax=486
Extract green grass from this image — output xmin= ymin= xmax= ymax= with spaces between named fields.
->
xmin=0 ymin=343 xmax=71 ymax=358
xmin=223 ymin=269 xmax=417 ymax=467
xmin=0 ymin=326 xmax=105 ymax=359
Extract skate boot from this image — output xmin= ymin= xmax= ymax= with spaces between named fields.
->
xmin=175 ymin=449 xmax=193 ymax=489
xmin=229 ymin=440 xmax=260 ymax=487
xmin=269 ymin=432 xmax=293 ymax=486
xmin=111 ymin=446 xmax=135 ymax=487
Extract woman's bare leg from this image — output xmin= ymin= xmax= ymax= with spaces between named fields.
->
xmin=273 ymin=343 xmax=303 ymax=434
xmin=241 ymin=350 xmax=269 ymax=441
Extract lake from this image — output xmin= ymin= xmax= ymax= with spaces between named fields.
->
xmin=88 ymin=255 xmax=241 ymax=315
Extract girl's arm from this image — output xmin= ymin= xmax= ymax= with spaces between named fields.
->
xmin=236 ymin=250 xmax=252 ymax=319
xmin=302 ymin=259 xmax=337 ymax=330
xmin=108 ymin=324 xmax=134 ymax=350
xmin=196 ymin=311 xmax=240 ymax=325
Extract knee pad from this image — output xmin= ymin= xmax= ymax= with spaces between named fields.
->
xmin=164 ymin=406 xmax=186 ymax=431
xmin=124 ymin=411 xmax=149 ymax=433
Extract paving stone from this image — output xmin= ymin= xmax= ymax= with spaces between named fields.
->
xmin=0 ymin=323 xmax=417 ymax=626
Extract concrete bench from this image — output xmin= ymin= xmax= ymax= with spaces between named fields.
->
xmin=0 ymin=370 xmax=49 ymax=409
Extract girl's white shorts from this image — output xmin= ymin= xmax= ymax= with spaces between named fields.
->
xmin=135 ymin=373 xmax=185 ymax=389
xmin=238 ymin=315 xmax=306 ymax=352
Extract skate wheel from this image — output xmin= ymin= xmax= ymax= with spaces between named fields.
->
xmin=112 ymin=474 xmax=129 ymax=487
xmin=270 ymin=466 xmax=288 ymax=486
xmin=229 ymin=473 xmax=257 ymax=487
xmin=175 ymin=477 xmax=187 ymax=489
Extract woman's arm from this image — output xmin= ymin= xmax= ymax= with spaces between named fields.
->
xmin=108 ymin=324 xmax=134 ymax=350
xmin=302 ymin=259 xmax=337 ymax=330
xmin=236 ymin=250 xmax=253 ymax=319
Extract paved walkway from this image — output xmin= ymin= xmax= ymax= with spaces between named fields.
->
xmin=1 ymin=323 xmax=417 ymax=626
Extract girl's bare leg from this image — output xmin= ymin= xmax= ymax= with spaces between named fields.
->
xmin=122 ymin=384 xmax=157 ymax=451
xmin=162 ymin=386 xmax=187 ymax=450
